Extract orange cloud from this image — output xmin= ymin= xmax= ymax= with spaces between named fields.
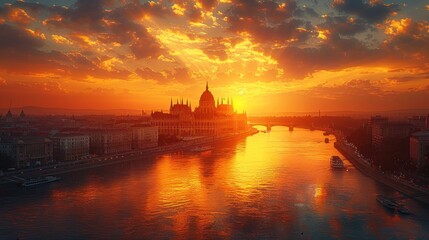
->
xmin=0 ymin=0 xmax=428 ymax=113
xmin=7 ymin=7 xmax=34 ymax=25
xmin=51 ymin=34 xmax=73 ymax=45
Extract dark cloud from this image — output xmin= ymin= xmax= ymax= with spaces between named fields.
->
xmin=274 ymin=17 xmax=429 ymax=79
xmin=318 ymin=16 xmax=370 ymax=36
xmin=0 ymin=4 xmax=35 ymax=25
xmin=41 ymin=0 xmax=165 ymax=59
xmin=0 ymin=23 xmax=130 ymax=79
xmin=227 ymin=0 xmax=297 ymax=25
xmin=383 ymin=19 xmax=429 ymax=57
xmin=388 ymin=76 xmax=427 ymax=82
xmin=0 ymin=23 xmax=43 ymax=50
xmin=136 ymin=67 xmax=191 ymax=84
xmin=0 ymin=23 xmax=64 ymax=74
xmin=274 ymin=35 xmax=380 ymax=78
xmin=226 ymin=0 xmax=313 ymax=44
xmin=332 ymin=0 xmax=401 ymax=23
xmin=188 ymin=5 xmax=204 ymax=22
xmin=294 ymin=6 xmax=319 ymax=18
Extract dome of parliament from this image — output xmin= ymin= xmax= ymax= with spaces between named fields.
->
xmin=199 ymin=82 xmax=215 ymax=104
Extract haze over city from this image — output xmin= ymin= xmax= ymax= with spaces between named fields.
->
xmin=2 ymin=1 xmax=429 ymax=239
xmin=0 ymin=0 xmax=428 ymax=115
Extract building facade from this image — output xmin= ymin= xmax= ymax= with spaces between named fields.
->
xmin=0 ymin=137 xmax=53 ymax=168
xmin=89 ymin=129 xmax=132 ymax=155
xmin=52 ymin=134 xmax=90 ymax=162
xmin=371 ymin=116 xmax=415 ymax=146
xmin=151 ymin=83 xmax=247 ymax=137
xmin=408 ymin=116 xmax=429 ymax=131
xmin=131 ymin=125 xmax=158 ymax=149
xmin=410 ymin=131 xmax=429 ymax=168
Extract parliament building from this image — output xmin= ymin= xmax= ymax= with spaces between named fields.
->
xmin=151 ymin=83 xmax=247 ymax=137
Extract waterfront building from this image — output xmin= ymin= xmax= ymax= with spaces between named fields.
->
xmin=370 ymin=115 xmax=416 ymax=146
xmin=410 ymin=131 xmax=429 ymax=168
xmin=427 ymin=115 xmax=429 ymax=129
xmin=369 ymin=115 xmax=388 ymax=126
xmin=372 ymin=122 xmax=415 ymax=146
xmin=52 ymin=134 xmax=90 ymax=162
xmin=0 ymin=137 xmax=53 ymax=168
xmin=408 ymin=116 xmax=428 ymax=131
xmin=151 ymin=83 xmax=247 ymax=137
xmin=131 ymin=125 xmax=158 ymax=149
xmin=370 ymin=116 xmax=388 ymax=146
xmin=88 ymin=129 xmax=132 ymax=155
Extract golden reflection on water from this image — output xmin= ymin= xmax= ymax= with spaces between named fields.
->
xmin=2 ymin=127 xmax=429 ymax=239
xmin=314 ymin=186 xmax=323 ymax=198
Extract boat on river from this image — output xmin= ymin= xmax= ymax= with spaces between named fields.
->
xmin=330 ymin=156 xmax=344 ymax=169
xmin=22 ymin=176 xmax=61 ymax=187
xmin=376 ymin=195 xmax=411 ymax=214
xmin=376 ymin=195 xmax=399 ymax=210
xmin=398 ymin=206 xmax=411 ymax=214
xmin=325 ymin=138 xmax=329 ymax=143
xmin=190 ymin=145 xmax=213 ymax=152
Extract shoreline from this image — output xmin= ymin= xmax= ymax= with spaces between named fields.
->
xmin=1 ymin=128 xmax=259 ymax=185
xmin=333 ymin=136 xmax=429 ymax=205
xmin=288 ymin=126 xmax=429 ymax=205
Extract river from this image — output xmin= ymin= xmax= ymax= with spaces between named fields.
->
xmin=1 ymin=127 xmax=428 ymax=239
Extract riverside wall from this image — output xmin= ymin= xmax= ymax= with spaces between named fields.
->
xmin=334 ymin=140 xmax=429 ymax=205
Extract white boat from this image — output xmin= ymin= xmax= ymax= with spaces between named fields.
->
xmin=398 ymin=206 xmax=411 ymax=215
xmin=190 ymin=145 xmax=213 ymax=152
xmin=330 ymin=156 xmax=344 ymax=169
xmin=376 ymin=195 xmax=399 ymax=210
xmin=22 ymin=176 xmax=61 ymax=187
xmin=376 ymin=195 xmax=411 ymax=214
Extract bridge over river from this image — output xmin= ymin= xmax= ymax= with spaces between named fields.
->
xmin=249 ymin=122 xmax=302 ymax=131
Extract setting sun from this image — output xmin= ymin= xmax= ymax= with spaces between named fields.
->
xmin=0 ymin=0 xmax=427 ymax=115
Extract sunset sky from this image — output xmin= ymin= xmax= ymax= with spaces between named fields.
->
xmin=0 ymin=0 xmax=428 ymax=115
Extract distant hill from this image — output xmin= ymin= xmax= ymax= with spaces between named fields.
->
xmin=0 ymin=106 xmax=144 ymax=116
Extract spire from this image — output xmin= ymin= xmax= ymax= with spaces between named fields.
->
xmin=186 ymin=99 xmax=188 ymax=106
xmin=181 ymin=98 xmax=183 ymax=105
xmin=231 ymin=98 xmax=233 ymax=107
xmin=6 ymin=109 xmax=12 ymax=118
xmin=176 ymin=99 xmax=178 ymax=104
xmin=170 ymin=98 xmax=173 ymax=109
xmin=206 ymin=81 xmax=208 ymax=91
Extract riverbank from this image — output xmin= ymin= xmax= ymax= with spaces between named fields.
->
xmin=333 ymin=137 xmax=429 ymax=205
xmin=1 ymin=128 xmax=259 ymax=185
